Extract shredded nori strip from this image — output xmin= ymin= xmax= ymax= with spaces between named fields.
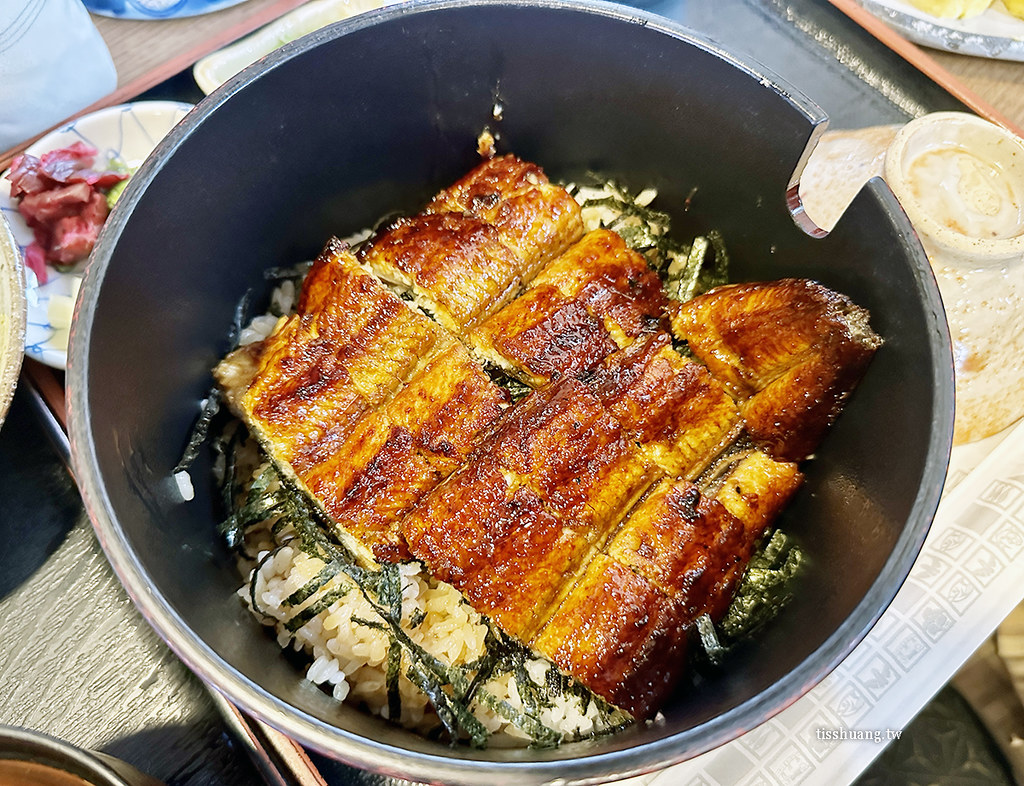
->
xmin=386 ymin=642 xmax=403 ymax=722
xmin=364 ymin=561 xmax=403 ymax=625
xmin=471 ymin=688 xmax=562 ymax=748
xmin=218 ymin=464 xmax=282 ymax=548
xmin=719 ymin=530 xmax=803 ymax=642
xmin=263 ymin=261 xmax=312 ymax=282
xmin=483 ymin=363 xmax=532 ymax=403
xmin=228 ymin=289 xmax=254 ymax=347
xmin=693 ymin=531 xmax=805 ymax=666
xmin=174 ymin=389 xmax=222 ymax=473
xmin=212 ymin=424 xmax=241 ymax=520
xmin=282 ymin=560 xmax=347 ymax=608
xmin=409 ymin=607 xmax=426 ymax=629
xmin=284 ymin=582 xmax=351 ymax=633
xmin=405 ymin=658 xmax=490 ymax=748
xmin=228 ymin=472 xmax=523 ymax=745
xmin=571 ymin=179 xmax=730 ymax=303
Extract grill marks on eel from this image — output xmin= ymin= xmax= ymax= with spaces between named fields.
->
xmin=214 ymin=155 xmax=879 ymax=720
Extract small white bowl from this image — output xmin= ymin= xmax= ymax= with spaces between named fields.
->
xmin=883 ymin=111 xmax=1024 ymax=267
xmin=884 ymin=111 xmax=1024 ymax=444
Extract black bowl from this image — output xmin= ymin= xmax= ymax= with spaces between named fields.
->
xmin=67 ymin=2 xmax=954 ymax=783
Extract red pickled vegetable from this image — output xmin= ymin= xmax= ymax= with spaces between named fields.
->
xmin=5 ymin=142 xmax=129 ymax=274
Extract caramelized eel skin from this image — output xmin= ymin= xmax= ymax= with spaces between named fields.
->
xmin=215 ymin=241 xmax=507 ymax=562
xmin=216 ymin=157 xmax=880 ymax=721
xmin=361 ymin=154 xmax=584 ymax=334
xmin=468 ymin=229 xmax=668 ymax=387
xmin=425 ymin=154 xmax=584 ymax=278
xmin=671 ymin=278 xmax=881 ymax=462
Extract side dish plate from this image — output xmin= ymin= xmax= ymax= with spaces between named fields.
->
xmin=854 ymin=0 xmax=1024 ymax=60
xmin=0 ymin=101 xmax=192 ymax=370
xmin=0 ymin=217 xmax=24 ymax=429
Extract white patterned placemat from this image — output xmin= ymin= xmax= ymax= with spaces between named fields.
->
xmin=617 ymin=417 xmax=1024 ymax=786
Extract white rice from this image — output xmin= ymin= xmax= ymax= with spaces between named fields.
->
xmin=233 ymin=476 xmax=627 ymax=743
xmin=173 ymin=470 xmax=195 ymax=501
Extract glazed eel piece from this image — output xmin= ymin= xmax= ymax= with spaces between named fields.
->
xmin=468 ymin=228 xmax=670 ymax=387
xmin=670 ymin=279 xmax=882 ymax=461
xmin=401 ymin=333 xmax=801 ymax=717
xmin=214 ymin=155 xmax=881 ymax=721
xmin=359 ymin=154 xmax=584 ymax=334
xmin=214 ymin=242 xmax=508 ymax=563
xmin=213 ymin=156 xmax=582 ymax=563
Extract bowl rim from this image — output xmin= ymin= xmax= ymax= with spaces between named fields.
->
xmin=67 ymin=1 xmax=955 ymax=783
xmin=0 ymin=216 xmax=25 ymax=430
xmin=0 ymin=724 xmax=148 ymax=786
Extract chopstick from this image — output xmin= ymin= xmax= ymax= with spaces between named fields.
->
xmin=828 ymin=0 xmax=1024 ymax=136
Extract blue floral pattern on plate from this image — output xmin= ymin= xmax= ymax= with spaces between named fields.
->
xmin=83 ymin=0 xmax=252 ymax=20
xmin=0 ymin=101 xmax=193 ymax=370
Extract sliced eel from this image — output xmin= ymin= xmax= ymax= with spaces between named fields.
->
xmin=400 ymin=456 xmax=594 ymax=641
xmin=580 ymin=332 xmax=742 ymax=479
xmin=425 ymin=153 xmax=585 ymax=278
xmin=214 ymin=239 xmax=507 ymax=562
xmin=533 ymin=451 xmax=803 ymax=718
xmin=530 ymin=553 xmax=690 ymax=718
xmin=402 ymin=377 xmax=657 ymax=642
xmin=529 ymin=228 xmax=668 ymax=342
xmin=480 ymin=377 xmax=658 ymax=527
xmin=300 ymin=340 xmax=508 ymax=562
xmin=468 ymin=229 xmax=670 ymax=386
xmin=469 ymin=283 xmax=619 ymax=388
xmin=360 ymin=213 xmax=525 ymax=334
xmin=361 ymin=155 xmax=584 ymax=334
xmin=215 ymin=239 xmax=444 ymax=475
xmin=670 ymin=278 xmax=881 ymax=461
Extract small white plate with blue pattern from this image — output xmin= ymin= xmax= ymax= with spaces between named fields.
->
xmin=0 ymin=101 xmax=192 ymax=370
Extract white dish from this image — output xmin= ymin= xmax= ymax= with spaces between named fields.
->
xmin=854 ymin=0 xmax=1024 ymax=60
xmin=193 ymin=0 xmax=392 ymax=94
xmin=0 ymin=101 xmax=192 ymax=370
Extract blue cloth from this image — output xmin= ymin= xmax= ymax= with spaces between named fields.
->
xmin=0 ymin=0 xmax=117 ymax=152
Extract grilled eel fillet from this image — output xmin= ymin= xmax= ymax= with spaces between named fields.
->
xmin=670 ymin=279 xmax=882 ymax=461
xmin=214 ymin=240 xmax=508 ymax=563
xmin=468 ymin=228 xmax=670 ymax=387
xmin=214 ymin=158 xmax=880 ymax=722
xmin=401 ymin=340 xmax=797 ymax=716
xmin=359 ymin=154 xmax=584 ymax=334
